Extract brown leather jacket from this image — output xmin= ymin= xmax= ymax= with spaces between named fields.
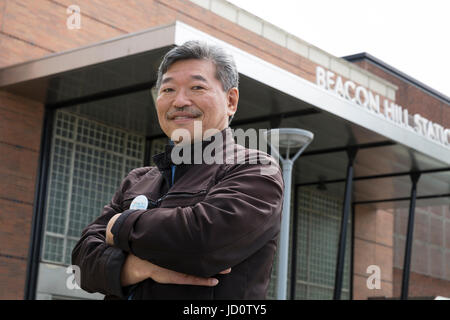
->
xmin=72 ymin=127 xmax=284 ymax=299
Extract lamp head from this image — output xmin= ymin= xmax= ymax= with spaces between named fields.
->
xmin=264 ymin=128 xmax=314 ymax=161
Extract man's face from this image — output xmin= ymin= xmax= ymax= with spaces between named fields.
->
xmin=156 ymin=59 xmax=238 ymax=144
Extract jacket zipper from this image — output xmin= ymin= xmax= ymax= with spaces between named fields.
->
xmin=153 ymin=190 xmax=207 ymax=207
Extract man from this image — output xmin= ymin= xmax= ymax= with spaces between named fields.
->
xmin=72 ymin=40 xmax=284 ymax=299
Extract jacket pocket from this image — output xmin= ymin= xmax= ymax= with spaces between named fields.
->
xmin=158 ymin=190 xmax=207 ymax=208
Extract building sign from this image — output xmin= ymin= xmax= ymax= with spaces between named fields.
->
xmin=316 ymin=66 xmax=450 ymax=148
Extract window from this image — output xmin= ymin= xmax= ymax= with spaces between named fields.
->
xmin=42 ymin=110 xmax=145 ymax=265
xmin=267 ymin=186 xmax=351 ymax=299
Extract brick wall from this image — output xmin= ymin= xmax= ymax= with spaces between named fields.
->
xmin=353 ymin=206 xmax=394 ymax=299
xmin=393 ymin=268 xmax=450 ymax=298
xmin=392 ymin=205 xmax=450 ymax=298
xmin=0 ymin=91 xmax=44 ymax=299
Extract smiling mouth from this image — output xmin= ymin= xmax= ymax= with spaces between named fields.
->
xmin=168 ymin=111 xmax=202 ymax=122
xmin=172 ymin=116 xmax=198 ymax=120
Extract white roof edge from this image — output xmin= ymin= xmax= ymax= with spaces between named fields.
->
xmin=175 ymin=21 xmax=450 ymax=164
xmin=188 ymin=0 xmax=398 ymax=92
xmin=0 ymin=23 xmax=178 ymax=87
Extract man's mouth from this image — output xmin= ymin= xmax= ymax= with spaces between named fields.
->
xmin=168 ymin=112 xmax=202 ymax=123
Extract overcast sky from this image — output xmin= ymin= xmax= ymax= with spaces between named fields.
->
xmin=227 ymin=0 xmax=450 ymax=98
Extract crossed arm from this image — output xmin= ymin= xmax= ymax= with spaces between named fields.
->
xmin=105 ymin=214 xmax=230 ymax=287
xmin=72 ymin=161 xmax=283 ymax=298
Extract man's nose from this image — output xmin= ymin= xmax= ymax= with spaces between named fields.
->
xmin=172 ymin=88 xmax=191 ymax=108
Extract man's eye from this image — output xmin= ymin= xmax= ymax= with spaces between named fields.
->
xmin=162 ymin=88 xmax=174 ymax=93
xmin=192 ymin=86 xmax=204 ymax=90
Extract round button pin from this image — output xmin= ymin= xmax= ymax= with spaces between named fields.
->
xmin=129 ymin=195 xmax=148 ymax=210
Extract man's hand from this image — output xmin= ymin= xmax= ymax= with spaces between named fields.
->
xmin=105 ymin=213 xmax=121 ymax=246
xmin=106 ymin=215 xmax=232 ymax=288
xmin=121 ymin=253 xmax=231 ymax=287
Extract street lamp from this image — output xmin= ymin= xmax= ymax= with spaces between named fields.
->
xmin=264 ymin=128 xmax=314 ymax=300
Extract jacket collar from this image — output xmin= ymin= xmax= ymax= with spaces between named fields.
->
xmin=152 ymin=127 xmax=235 ymax=171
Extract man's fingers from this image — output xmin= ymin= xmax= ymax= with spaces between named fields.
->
xmin=150 ymin=263 xmax=223 ymax=287
xmin=219 ymin=268 xmax=231 ymax=274
xmin=174 ymin=273 xmax=219 ymax=286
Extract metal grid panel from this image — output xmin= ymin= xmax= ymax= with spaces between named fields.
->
xmin=42 ymin=110 xmax=145 ymax=265
xmin=45 ymin=137 xmax=73 ymax=235
xmin=149 ymin=137 xmax=169 ymax=166
xmin=126 ymin=134 xmax=145 ymax=159
xmin=297 ymin=187 xmax=351 ymax=299
xmin=67 ymin=145 xmax=124 ymax=238
xmin=309 ymin=213 xmax=340 ymax=286
xmin=125 ymin=158 xmax=144 ymax=174
xmin=76 ymin=118 xmax=125 ymax=154
xmin=42 ymin=235 xmax=64 ymax=263
xmin=267 ymin=186 xmax=351 ymax=300
xmin=54 ymin=112 xmax=75 ymax=140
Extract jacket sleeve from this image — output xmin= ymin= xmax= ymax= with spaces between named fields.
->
xmin=71 ymin=169 xmax=138 ymax=298
xmin=112 ymin=161 xmax=284 ymax=278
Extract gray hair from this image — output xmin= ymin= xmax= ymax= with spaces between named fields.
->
xmin=155 ymin=40 xmax=239 ymax=124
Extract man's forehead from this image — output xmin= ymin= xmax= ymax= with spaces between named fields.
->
xmin=161 ymin=74 xmax=208 ymax=85
xmin=163 ymin=59 xmax=216 ymax=78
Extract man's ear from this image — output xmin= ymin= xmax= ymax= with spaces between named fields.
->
xmin=226 ymin=87 xmax=239 ymax=117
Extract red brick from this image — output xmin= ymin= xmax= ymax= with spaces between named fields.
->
xmin=0 ymin=0 xmax=7 ymax=32
xmin=393 ymin=268 xmax=450 ymax=298
xmin=445 ymin=251 xmax=450 ymax=280
xmin=354 ymin=60 xmax=449 ymax=129
xmin=0 ymin=198 xmax=32 ymax=258
xmin=413 ymin=211 xmax=429 ymax=243
xmin=53 ymin=0 xmax=157 ymax=33
xmin=411 ymin=241 xmax=428 ymax=275
xmin=0 ymin=33 xmax=52 ymax=68
xmin=0 ymin=92 xmax=44 ymax=151
xmin=445 ymin=221 xmax=450 ymax=250
xmin=1 ymin=0 xmax=123 ymax=57
xmin=354 ymin=206 xmax=376 ymax=242
xmin=0 ymin=256 xmax=27 ymax=299
xmin=429 ymin=247 xmax=443 ymax=279
xmin=376 ymin=209 xmax=394 ymax=247
xmin=394 ymin=208 xmax=408 ymax=236
xmin=430 ymin=216 xmax=444 ymax=247
xmin=0 ymin=142 xmax=39 ymax=204
xmin=429 ymin=205 xmax=444 ymax=217
xmin=353 ymin=274 xmax=393 ymax=300
xmin=354 ymin=238 xmax=376 ymax=276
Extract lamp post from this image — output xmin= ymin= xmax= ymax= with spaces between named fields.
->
xmin=264 ymin=128 xmax=314 ymax=300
